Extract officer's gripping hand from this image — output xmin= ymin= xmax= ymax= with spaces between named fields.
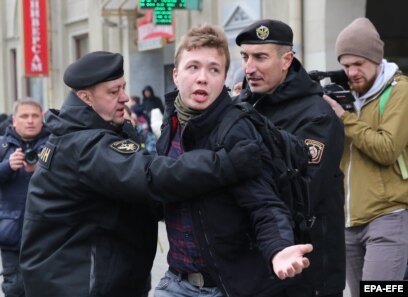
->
xmin=227 ymin=139 xmax=262 ymax=180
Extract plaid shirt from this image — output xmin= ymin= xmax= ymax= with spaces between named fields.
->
xmin=165 ymin=117 xmax=207 ymax=273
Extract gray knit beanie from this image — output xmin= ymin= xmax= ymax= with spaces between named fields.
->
xmin=335 ymin=17 xmax=384 ymax=64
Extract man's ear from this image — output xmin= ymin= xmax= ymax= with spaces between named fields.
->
xmin=172 ymin=67 xmax=179 ymax=87
xmin=76 ymin=90 xmax=92 ymax=106
xmin=282 ymin=51 xmax=294 ymax=71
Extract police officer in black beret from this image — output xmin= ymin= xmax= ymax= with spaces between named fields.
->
xmin=19 ymin=51 xmax=263 ymax=297
xmin=236 ymin=20 xmax=346 ymax=297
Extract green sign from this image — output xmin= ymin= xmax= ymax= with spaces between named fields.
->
xmin=139 ymin=0 xmax=186 ymax=24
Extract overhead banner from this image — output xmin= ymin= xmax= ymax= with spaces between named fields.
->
xmin=23 ymin=0 xmax=49 ymax=76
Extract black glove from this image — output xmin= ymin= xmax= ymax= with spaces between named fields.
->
xmin=227 ymin=139 xmax=262 ymax=180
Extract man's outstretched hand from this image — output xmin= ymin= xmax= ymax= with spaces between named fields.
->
xmin=272 ymin=244 xmax=313 ymax=280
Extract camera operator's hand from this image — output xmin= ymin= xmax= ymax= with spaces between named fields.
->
xmin=8 ymin=148 xmax=38 ymax=173
xmin=9 ymin=148 xmax=25 ymax=171
xmin=323 ymin=94 xmax=345 ymax=118
xmin=23 ymin=161 xmax=38 ymax=173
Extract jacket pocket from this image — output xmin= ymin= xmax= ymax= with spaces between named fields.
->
xmin=0 ymin=210 xmax=23 ymax=249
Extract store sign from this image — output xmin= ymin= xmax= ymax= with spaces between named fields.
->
xmin=138 ymin=37 xmax=167 ymax=52
xmin=23 ymin=0 xmax=49 ymax=76
xmin=139 ymin=0 xmax=185 ymax=24
xmin=136 ymin=9 xmax=174 ymax=51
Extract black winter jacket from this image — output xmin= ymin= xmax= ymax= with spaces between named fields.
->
xmin=156 ymin=88 xmax=299 ymax=297
xmin=239 ymin=58 xmax=346 ymax=296
xmin=20 ymin=92 xmax=260 ymax=297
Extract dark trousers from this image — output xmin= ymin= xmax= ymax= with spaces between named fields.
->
xmin=1 ymin=250 xmax=25 ymax=297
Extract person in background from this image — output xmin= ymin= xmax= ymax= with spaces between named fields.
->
xmin=130 ymin=96 xmax=149 ymax=127
xmin=128 ymin=95 xmax=142 ymax=109
xmin=0 ymin=99 xmax=49 ymax=297
xmin=0 ymin=114 xmax=11 ymax=135
xmin=230 ymin=68 xmax=245 ymax=97
xmin=142 ymin=85 xmax=165 ymax=118
xmin=323 ymin=17 xmax=408 ymax=297
xmin=154 ymin=23 xmax=313 ymax=297
xmin=149 ymin=108 xmax=163 ymax=139
xmin=124 ymin=104 xmax=156 ymax=153
xmin=236 ymin=19 xmax=346 ymax=297
xmin=19 ymin=51 xmax=264 ymax=297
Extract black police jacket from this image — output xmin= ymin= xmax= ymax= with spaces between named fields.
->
xmin=156 ymin=87 xmax=300 ymax=297
xmin=239 ymin=58 xmax=346 ymax=296
xmin=20 ymin=91 xmax=259 ymax=297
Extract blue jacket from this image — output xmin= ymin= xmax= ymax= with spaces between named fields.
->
xmin=0 ymin=125 xmax=49 ymax=250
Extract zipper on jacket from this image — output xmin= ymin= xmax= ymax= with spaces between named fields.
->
xmin=89 ymin=244 xmax=96 ymax=296
xmin=345 ymin=143 xmax=353 ymax=227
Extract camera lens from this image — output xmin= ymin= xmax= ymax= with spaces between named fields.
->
xmin=24 ymin=149 xmax=39 ymax=165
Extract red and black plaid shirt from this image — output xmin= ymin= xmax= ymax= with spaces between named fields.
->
xmin=164 ymin=116 xmax=207 ymax=273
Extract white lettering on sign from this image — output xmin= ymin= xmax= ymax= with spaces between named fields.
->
xmin=30 ymin=0 xmax=43 ymax=72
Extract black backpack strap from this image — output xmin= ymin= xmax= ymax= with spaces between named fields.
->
xmin=237 ymin=103 xmax=315 ymax=233
xmin=216 ymin=102 xmax=315 ymax=243
xmin=215 ymin=105 xmax=248 ymax=150
xmin=236 ymin=102 xmax=285 ymax=160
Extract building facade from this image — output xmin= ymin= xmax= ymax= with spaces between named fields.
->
xmin=0 ymin=0 xmax=407 ymax=113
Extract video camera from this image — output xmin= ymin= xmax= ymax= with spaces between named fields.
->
xmin=308 ymin=69 xmax=355 ymax=111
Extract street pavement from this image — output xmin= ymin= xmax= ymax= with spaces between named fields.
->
xmin=149 ymin=222 xmax=170 ymax=297
xmin=0 ymin=222 xmax=350 ymax=297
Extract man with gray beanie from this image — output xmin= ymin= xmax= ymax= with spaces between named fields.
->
xmin=324 ymin=17 xmax=408 ymax=297
xmin=19 ymin=51 xmax=264 ymax=297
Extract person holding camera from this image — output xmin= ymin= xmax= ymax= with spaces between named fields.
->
xmin=323 ymin=17 xmax=408 ymax=297
xmin=0 ymin=99 xmax=49 ymax=297
xmin=235 ymin=19 xmax=346 ymax=297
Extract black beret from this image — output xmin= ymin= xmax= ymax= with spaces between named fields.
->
xmin=236 ymin=19 xmax=293 ymax=46
xmin=63 ymin=51 xmax=124 ymax=89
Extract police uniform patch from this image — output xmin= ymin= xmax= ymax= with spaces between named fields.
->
xmin=305 ymin=139 xmax=325 ymax=164
xmin=110 ymin=139 xmax=140 ymax=154
xmin=256 ymin=25 xmax=269 ymax=40
xmin=38 ymin=143 xmax=55 ymax=169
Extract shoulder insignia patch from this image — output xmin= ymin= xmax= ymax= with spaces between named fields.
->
xmin=305 ymin=139 xmax=325 ymax=164
xmin=38 ymin=143 xmax=55 ymax=169
xmin=110 ymin=139 xmax=140 ymax=154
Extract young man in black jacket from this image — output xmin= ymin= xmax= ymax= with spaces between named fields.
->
xmin=19 ymin=51 xmax=264 ymax=297
xmin=236 ymin=19 xmax=346 ymax=297
xmin=154 ymin=23 xmax=313 ymax=297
